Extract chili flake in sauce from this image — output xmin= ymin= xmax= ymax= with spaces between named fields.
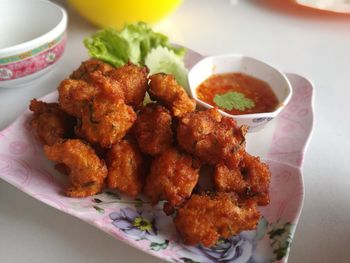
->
xmin=196 ymin=73 xmax=279 ymax=115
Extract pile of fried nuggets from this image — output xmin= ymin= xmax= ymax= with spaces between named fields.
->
xmin=29 ymin=59 xmax=271 ymax=247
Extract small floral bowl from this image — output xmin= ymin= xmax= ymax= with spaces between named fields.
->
xmin=188 ymin=54 xmax=292 ymax=132
xmin=0 ymin=0 xmax=67 ymax=88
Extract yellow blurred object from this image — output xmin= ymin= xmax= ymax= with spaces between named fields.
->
xmin=68 ymin=0 xmax=183 ymax=28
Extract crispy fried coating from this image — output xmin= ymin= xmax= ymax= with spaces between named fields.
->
xmin=29 ymin=99 xmax=75 ymax=146
xmin=76 ymin=98 xmax=136 ymax=148
xmin=174 ymin=193 xmax=260 ymax=247
xmin=70 ymin=60 xmax=148 ymax=107
xmin=70 ymin=59 xmax=113 ymax=81
xmin=58 ymin=79 xmax=98 ymax=118
xmin=67 ymin=71 xmax=135 ymax=148
xmin=133 ymin=103 xmax=173 ymax=156
xmin=214 ymin=153 xmax=271 ymax=206
xmin=108 ymin=62 xmax=149 ymax=106
xmin=149 ymin=73 xmax=196 ymax=118
xmin=222 ymin=153 xmax=271 ymax=205
xmin=44 ymin=139 xmax=107 ymax=197
xmin=214 ymin=164 xmax=246 ymax=193
xmin=144 ymin=148 xmax=200 ymax=207
xmin=177 ymin=108 xmax=246 ymax=168
xmin=58 ymin=70 xmax=124 ymax=118
xmin=106 ymin=140 xmax=144 ymax=197
xmin=86 ymin=70 xmax=125 ymax=101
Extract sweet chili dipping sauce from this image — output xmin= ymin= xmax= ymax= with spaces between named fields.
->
xmin=196 ymin=73 xmax=279 ymax=115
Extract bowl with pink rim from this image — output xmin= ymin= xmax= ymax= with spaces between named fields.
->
xmin=188 ymin=54 xmax=293 ymax=132
xmin=0 ymin=0 xmax=67 ymax=88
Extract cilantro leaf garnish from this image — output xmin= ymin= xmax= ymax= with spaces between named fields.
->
xmin=213 ymin=91 xmax=255 ymax=111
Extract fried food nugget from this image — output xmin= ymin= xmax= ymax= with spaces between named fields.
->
xmin=241 ymin=153 xmax=271 ymax=204
xmin=215 ymin=152 xmax=271 ymax=206
xmin=214 ymin=164 xmax=246 ymax=193
xmin=44 ymin=139 xmax=107 ymax=197
xmin=174 ymin=193 xmax=260 ymax=247
xmin=29 ymin=99 xmax=75 ymax=146
xmin=177 ymin=108 xmax=247 ymax=168
xmin=133 ymin=103 xmax=173 ymax=156
xmin=77 ymin=98 xmax=136 ymax=148
xmin=58 ymin=70 xmax=124 ymax=118
xmin=149 ymin=73 xmax=196 ymax=118
xmin=108 ymin=62 xmax=149 ymax=106
xmin=106 ymin=140 xmax=144 ymax=197
xmin=64 ymin=71 xmax=135 ymax=148
xmin=70 ymin=59 xmax=114 ymax=81
xmin=144 ymin=148 xmax=200 ymax=207
xmin=58 ymin=78 xmax=97 ymax=117
xmin=70 ymin=59 xmax=148 ymax=107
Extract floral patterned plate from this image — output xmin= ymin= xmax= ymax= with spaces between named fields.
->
xmin=0 ymin=49 xmax=314 ymax=263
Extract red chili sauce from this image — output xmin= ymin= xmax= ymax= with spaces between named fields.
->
xmin=196 ymin=73 xmax=279 ymax=115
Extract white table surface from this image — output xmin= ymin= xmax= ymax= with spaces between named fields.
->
xmin=1 ymin=0 xmax=350 ymax=262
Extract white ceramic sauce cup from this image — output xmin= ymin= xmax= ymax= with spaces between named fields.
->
xmin=188 ymin=54 xmax=292 ymax=132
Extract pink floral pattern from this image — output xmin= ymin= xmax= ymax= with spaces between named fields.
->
xmin=0 ymin=50 xmax=314 ymax=263
xmin=0 ymin=35 xmax=66 ymax=81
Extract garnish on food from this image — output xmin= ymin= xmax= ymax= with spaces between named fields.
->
xmin=214 ymin=91 xmax=255 ymax=111
xmin=145 ymin=46 xmax=188 ymax=91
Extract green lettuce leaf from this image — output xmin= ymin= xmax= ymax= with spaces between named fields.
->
xmin=84 ymin=22 xmax=186 ymax=68
xmin=145 ymin=46 xmax=188 ymax=91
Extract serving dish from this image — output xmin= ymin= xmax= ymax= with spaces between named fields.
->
xmin=0 ymin=0 xmax=67 ymax=88
xmin=188 ymin=54 xmax=292 ymax=132
xmin=0 ymin=48 xmax=314 ymax=263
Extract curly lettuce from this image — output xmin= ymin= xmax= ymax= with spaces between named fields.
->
xmin=84 ymin=22 xmax=186 ymax=67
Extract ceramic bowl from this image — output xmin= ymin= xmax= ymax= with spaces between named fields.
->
xmin=188 ymin=54 xmax=292 ymax=132
xmin=0 ymin=0 xmax=67 ymax=88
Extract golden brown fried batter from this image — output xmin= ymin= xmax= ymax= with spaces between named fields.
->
xmin=106 ymin=140 xmax=144 ymax=197
xmin=29 ymin=99 xmax=75 ymax=146
xmin=133 ymin=103 xmax=173 ymax=156
xmin=177 ymin=108 xmax=246 ymax=168
xmin=58 ymin=79 xmax=97 ymax=118
xmin=58 ymin=70 xmax=124 ymax=118
xmin=214 ymin=164 xmax=246 ymax=193
xmin=70 ymin=59 xmax=113 ymax=81
xmin=88 ymin=70 xmax=125 ymax=100
xmin=108 ymin=62 xmax=149 ymax=106
xmin=174 ymin=193 xmax=260 ymax=247
xmin=214 ymin=153 xmax=271 ymax=206
xmin=144 ymin=148 xmax=200 ymax=207
xmin=76 ymin=96 xmax=136 ymax=148
xmin=44 ymin=139 xmax=107 ymax=197
xmin=149 ymin=73 xmax=196 ymax=118
xmin=65 ymin=71 xmax=135 ymax=148
xmin=70 ymin=60 xmax=148 ymax=107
